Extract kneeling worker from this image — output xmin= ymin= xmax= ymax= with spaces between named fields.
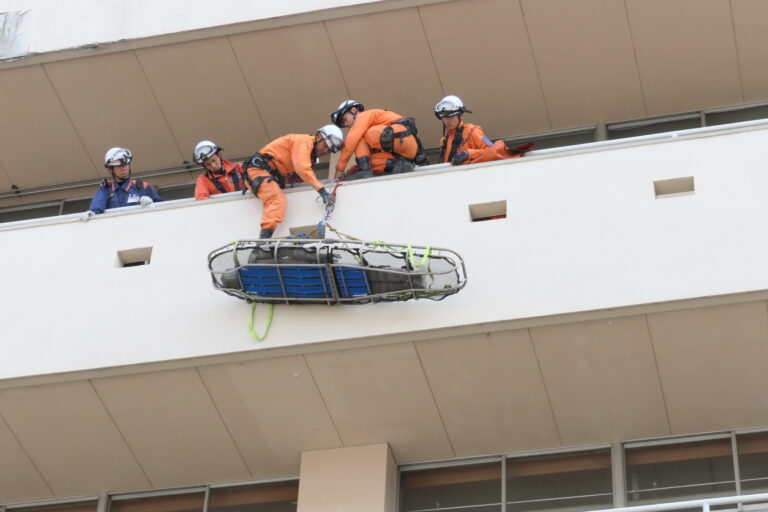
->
xmin=193 ymin=141 xmax=245 ymax=200
xmin=331 ymin=100 xmax=427 ymax=180
xmin=243 ymin=125 xmax=343 ymax=239
xmin=84 ymin=147 xmax=164 ymax=218
xmin=435 ymin=95 xmax=533 ymax=166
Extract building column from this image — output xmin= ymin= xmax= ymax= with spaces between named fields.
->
xmin=297 ymin=443 xmax=396 ymax=512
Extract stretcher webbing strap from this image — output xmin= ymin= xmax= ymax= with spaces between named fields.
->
xmin=249 ymin=302 xmax=274 ymax=341
xmin=407 ymin=244 xmax=432 ymax=270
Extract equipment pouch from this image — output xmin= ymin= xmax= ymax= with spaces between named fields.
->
xmin=380 ymin=126 xmax=394 ymax=153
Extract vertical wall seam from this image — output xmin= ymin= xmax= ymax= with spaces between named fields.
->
xmin=131 ymin=50 xmax=186 ymax=163
xmin=88 ymin=379 xmax=155 ymax=488
xmin=518 ymin=0 xmax=553 ymax=129
xmin=226 ymin=35 xmax=272 ymax=142
xmin=194 ymin=367 xmax=254 ymax=478
xmin=643 ymin=314 xmax=673 ymax=435
xmin=527 ymin=327 xmax=563 ymax=446
xmin=0 ymin=409 xmax=56 ymax=497
xmin=412 ymin=341 xmax=457 ymax=458
xmin=622 ymin=0 xmax=650 ymax=116
xmin=302 ymin=354 xmax=345 ymax=447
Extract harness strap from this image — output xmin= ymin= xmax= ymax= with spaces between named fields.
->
xmin=207 ymin=172 xmax=228 ymax=194
xmin=443 ymin=125 xmax=465 ymax=163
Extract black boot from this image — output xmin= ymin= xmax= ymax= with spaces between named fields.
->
xmin=259 ymin=227 xmax=274 ymax=239
xmin=344 ymin=156 xmax=373 ymax=181
xmin=391 ymin=159 xmax=414 ymax=174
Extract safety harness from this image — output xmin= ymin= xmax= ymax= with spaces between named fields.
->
xmin=380 ymin=117 xmax=427 ymax=165
xmin=206 ymin=168 xmax=243 ymax=194
xmin=439 ymin=124 xmax=474 ymax=163
xmin=241 ymin=153 xmax=285 ymax=195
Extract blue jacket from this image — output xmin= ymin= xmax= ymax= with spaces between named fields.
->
xmin=89 ymin=178 xmax=164 ymax=214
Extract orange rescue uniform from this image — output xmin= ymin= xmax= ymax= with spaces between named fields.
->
xmin=440 ymin=122 xmax=530 ymax=165
xmin=245 ymin=134 xmax=324 ymax=231
xmin=336 ymin=109 xmax=420 ymax=175
xmin=194 ymin=159 xmax=245 ymax=200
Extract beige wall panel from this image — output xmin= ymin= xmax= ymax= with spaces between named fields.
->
xmin=626 ymin=0 xmax=743 ymax=115
xmin=92 ymin=368 xmax=250 ymax=488
xmin=420 ymin=0 xmax=550 ymax=138
xmin=531 ymin=316 xmax=670 ymax=445
xmin=198 ymin=355 xmax=342 ymax=477
xmin=135 ymin=38 xmax=269 ymax=160
xmin=230 ymin=23 xmax=350 ymax=140
xmin=0 ymin=381 xmax=150 ymax=497
xmin=647 ymin=301 xmax=768 ymax=433
xmin=297 ymin=444 xmax=395 ymax=512
xmin=0 ymin=414 xmax=53 ymax=504
xmin=731 ymin=0 xmax=768 ymax=102
xmin=415 ymin=330 xmax=560 ymax=456
xmin=44 ymin=52 xmax=182 ymax=174
xmin=521 ymin=0 xmax=645 ymax=128
xmin=305 ymin=343 xmax=454 ymax=463
xmin=326 ymin=8 xmax=445 ymax=145
xmin=0 ymin=65 xmax=95 ymax=189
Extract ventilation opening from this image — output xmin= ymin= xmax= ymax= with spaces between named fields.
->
xmin=118 ymin=247 xmax=152 ymax=267
xmin=469 ymin=201 xmax=507 ymax=222
xmin=289 ymin=225 xmax=321 ymax=238
xmin=654 ymin=177 xmax=694 ymax=198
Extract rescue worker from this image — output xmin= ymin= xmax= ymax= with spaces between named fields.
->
xmin=243 ymin=125 xmax=343 ymax=239
xmin=83 ymin=147 xmax=164 ymax=219
xmin=192 ymin=140 xmax=245 ymax=200
xmin=435 ymin=95 xmax=533 ymax=165
xmin=331 ymin=100 xmax=427 ymax=181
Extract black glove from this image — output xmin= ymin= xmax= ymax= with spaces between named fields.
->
xmin=318 ymin=188 xmax=334 ymax=206
xmin=451 ymin=151 xmax=469 ymax=166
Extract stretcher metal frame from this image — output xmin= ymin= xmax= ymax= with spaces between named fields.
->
xmin=207 ymin=238 xmax=467 ymax=305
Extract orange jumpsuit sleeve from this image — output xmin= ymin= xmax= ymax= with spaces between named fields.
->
xmin=194 ymin=174 xmax=212 ymax=200
xmin=336 ymin=110 xmax=375 ymax=172
xmin=291 ymin=136 xmax=323 ymax=191
xmin=462 ymin=124 xmax=492 ymax=160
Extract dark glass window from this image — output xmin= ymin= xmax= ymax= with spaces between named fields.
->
xmin=506 ymin=449 xmax=613 ymax=512
xmin=110 ymin=491 xmax=204 ymax=512
xmin=625 ymin=438 xmax=735 ymax=506
xmin=208 ymin=481 xmax=299 ymax=512
xmin=401 ymin=461 xmax=502 ymax=512
xmin=737 ymin=432 xmax=768 ymax=495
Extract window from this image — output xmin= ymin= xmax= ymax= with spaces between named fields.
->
xmin=737 ymin=432 xmax=768 ymax=495
xmin=110 ymin=491 xmax=204 ymax=512
xmin=625 ymin=437 xmax=735 ymax=506
xmin=209 ymin=481 xmax=299 ymax=512
xmin=506 ymin=449 xmax=613 ymax=512
xmin=401 ymin=460 xmax=503 ymax=512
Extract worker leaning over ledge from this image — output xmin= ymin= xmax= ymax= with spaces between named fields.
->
xmin=192 ymin=140 xmax=245 ymax=200
xmin=243 ymin=125 xmax=343 ymax=239
xmin=81 ymin=147 xmax=164 ymax=220
xmin=331 ymin=100 xmax=428 ymax=181
xmin=435 ymin=95 xmax=533 ymax=166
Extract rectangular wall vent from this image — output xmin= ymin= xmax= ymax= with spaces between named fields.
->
xmin=117 ymin=247 xmax=152 ymax=267
xmin=469 ymin=200 xmax=507 ymax=222
xmin=654 ymin=176 xmax=694 ymax=198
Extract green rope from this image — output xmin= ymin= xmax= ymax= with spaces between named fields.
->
xmin=407 ymin=244 xmax=431 ymax=270
xmin=249 ymin=302 xmax=274 ymax=341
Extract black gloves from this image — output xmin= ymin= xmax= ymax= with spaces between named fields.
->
xmin=451 ymin=151 xmax=469 ymax=166
xmin=318 ymin=188 xmax=334 ymax=206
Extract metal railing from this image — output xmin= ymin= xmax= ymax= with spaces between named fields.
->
xmin=588 ymin=492 xmax=768 ymax=512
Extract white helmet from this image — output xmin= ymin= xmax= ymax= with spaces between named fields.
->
xmin=316 ymin=125 xmax=344 ymax=153
xmin=331 ymin=99 xmax=364 ymax=127
xmin=434 ymin=95 xmax=471 ymax=119
xmin=104 ymin=147 xmax=133 ymax=168
xmin=193 ymin=140 xmax=222 ymax=164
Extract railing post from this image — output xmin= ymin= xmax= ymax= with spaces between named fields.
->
xmin=702 ymin=502 xmax=710 ymax=512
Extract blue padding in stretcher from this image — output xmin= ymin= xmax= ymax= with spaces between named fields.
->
xmin=239 ymin=266 xmax=332 ymax=298
xmin=334 ymin=267 xmax=370 ymax=297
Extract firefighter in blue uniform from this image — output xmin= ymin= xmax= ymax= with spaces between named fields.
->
xmin=83 ymin=147 xmax=164 ymax=219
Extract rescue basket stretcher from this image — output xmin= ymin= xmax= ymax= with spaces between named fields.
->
xmin=207 ymin=239 xmax=467 ymax=305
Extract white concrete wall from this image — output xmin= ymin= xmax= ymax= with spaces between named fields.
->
xmin=0 ymin=0 xmax=385 ymax=58
xmin=2 ymin=125 xmax=768 ymax=381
